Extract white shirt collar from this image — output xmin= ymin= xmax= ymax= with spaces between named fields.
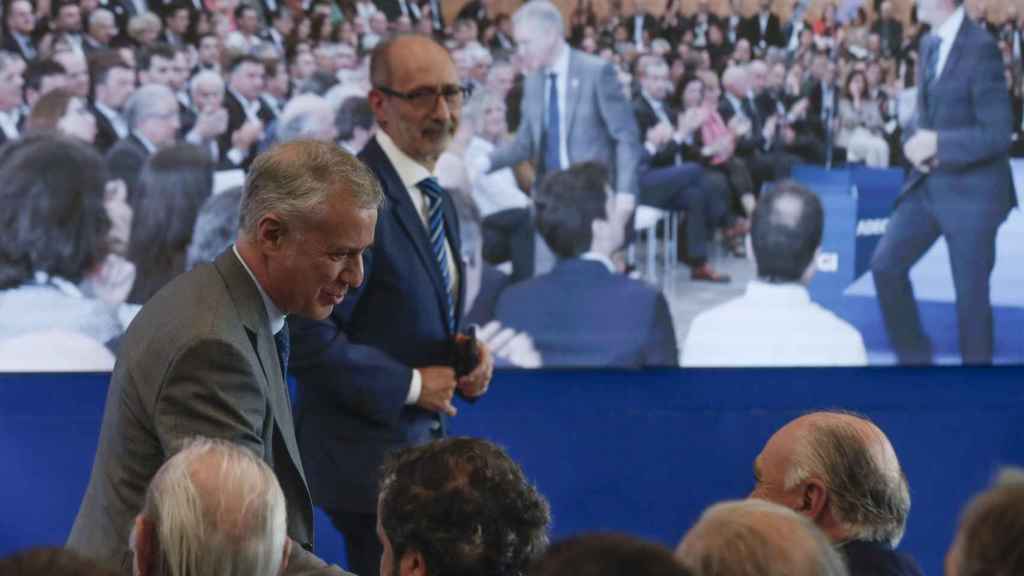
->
xmin=934 ymin=6 xmax=965 ymax=47
xmin=547 ymin=42 xmax=570 ymax=79
xmin=232 ymin=244 xmax=287 ymax=335
xmin=580 ymin=252 xmax=616 ymax=273
xmin=376 ymin=130 xmax=435 ymax=189
xmin=745 ymin=279 xmax=811 ymax=303
xmin=132 ymin=131 xmax=157 ymax=154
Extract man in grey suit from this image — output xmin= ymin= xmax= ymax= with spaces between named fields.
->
xmin=479 ymin=0 xmax=640 ymax=276
xmin=870 ymin=0 xmax=1017 ymax=365
xmin=67 ymin=139 xmax=380 ymax=576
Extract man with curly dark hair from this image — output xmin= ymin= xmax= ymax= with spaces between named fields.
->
xmin=377 ymin=437 xmax=551 ymax=576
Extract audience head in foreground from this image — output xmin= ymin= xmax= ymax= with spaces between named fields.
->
xmin=0 ymin=548 xmax=119 ymax=576
xmin=946 ymin=467 xmax=1024 ymax=576
xmin=676 ymin=499 xmax=849 ymax=576
xmin=377 ymin=437 xmax=551 ymax=576
xmin=129 ymin=437 xmax=289 ymax=576
xmin=751 ymin=180 xmax=824 ymax=285
xmin=532 ymin=533 xmax=691 ymax=576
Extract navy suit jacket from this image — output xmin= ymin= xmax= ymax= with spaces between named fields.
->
xmin=902 ymin=16 xmax=1017 ymax=219
xmin=495 ymin=258 xmax=678 ymax=367
xmin=841 ymin=540 xmax=923 ymax=576
xmin=289 ymin=136 xmax=465 ymax=514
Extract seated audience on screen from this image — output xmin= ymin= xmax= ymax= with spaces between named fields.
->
xmin=25 ymin=87 xmax=97 ymax=143
xmin=676 ymin=499 xmax=848 ymax=576
xmin=682 ymin=180 xmax=867 ymax=367
xmin=377 ymin=437 xmax=550 ymax=576
xmin=750 ymin=411 xmax=923 ymax=576
xmin=531 ymin=533 xmax=692 ymax=576
xmin=495 ymin=163 xmax=678 ymax=368
xmin=0 ymin=548 xmax=119 ymax=576
xmin=185 ymin=186 xmax=244 ymax=270
xmin=945 ymin=467 xmax=1024 ymax=576
xmin=129 ymin=437 xmax=290 ymax=576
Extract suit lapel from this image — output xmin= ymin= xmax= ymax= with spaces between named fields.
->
xmin=361 ymin=138 xmax=454 ymax=329
xmin=527 ymin=74 xmax=543 ymax=154
xmin=564 ymin=50 xmax=584 ymax=148
xmin=213 ymin=249 xmax=308 ymax=488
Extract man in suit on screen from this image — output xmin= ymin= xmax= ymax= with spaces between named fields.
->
xmin=870 ymin=0 xmax=1017 ymax=365
xmin=67 ymin=140 xmax=375 ymax=576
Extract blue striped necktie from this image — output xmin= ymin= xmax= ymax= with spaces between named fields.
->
xmin=417 ymin=177 xmax=455 ymax=333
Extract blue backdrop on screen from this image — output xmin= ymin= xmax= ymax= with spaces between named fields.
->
xmin=2 ymin=368 xmax=1022 ymax=576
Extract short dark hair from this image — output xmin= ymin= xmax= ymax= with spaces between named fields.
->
xmin=227 ymin=53 xmax=261 ymax=74
xmin=0 ymin=548 xmax=119 ymax=576
xmin=262 ymin=57 xmax=282 ymax=79
xmin=534 ymin=162 xmax=610 ymax=259
xmin=233 ymin=2 xmax=257 ymax=20
xmin=379 ymin=437 xmax=551 ymax=576
xmin=0 ymin=135 xmax=110 ymax=289
xmin=954 ymin=469 xmax=1024 ymax=576
xmin=531 ymin=534 xmax=693 ymax=576
xmin=335 ymin=96 xmax=373 ymax=141
xmin=24 ymin=59 xmax=67 ymax=94
xmin=88 ymin=49 xmax=131 ymax=90
xmin=750 ymin=180 xmax=823 ymax=282
xmin=138 ymin=43 xmax=176 ymax=72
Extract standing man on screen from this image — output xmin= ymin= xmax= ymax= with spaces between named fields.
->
xmin=479 ymin=0 xmax=641 ymax=277
xmin=288 ymin=34 xmax=494 ymax=576
xmin=870 ymin=0 xmax=1017 ymax=365
xmin=67 ymin=140 xmax=377 ymax=576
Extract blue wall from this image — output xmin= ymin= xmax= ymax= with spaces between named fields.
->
xmin=2 ymin=368 xmax=1023 ymax=576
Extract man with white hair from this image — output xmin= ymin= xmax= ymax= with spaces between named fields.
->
xmin=275 ymin=93 xmax=338 ymax=143
xmin=185 ymin=70 xmax=232 ymax=163
xmin=130 ymin=437 xmax=290 ymax=576
xmin=749 ymin=411 xmax=923 ymax=576
xmin=482 ymin=0 xmax=640 ymax=278
xmin=85 ymin=9 xmax=118 ymax=52
xmin=676 ymin=499 xmax=849 ymax=576
xmin=107 ymin=84 xmax=180 ymax=193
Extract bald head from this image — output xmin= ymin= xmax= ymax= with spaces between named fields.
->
xmin=369 ymin=33 xmax=453 ymax=90
xmin=751 ymin=411 xmax=910 ymax=547
xmin=676 ymin=499 xmax=848 ymax=576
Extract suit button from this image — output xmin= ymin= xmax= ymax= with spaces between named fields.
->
xmin=430 ymin=420 xmax=441 ymax=432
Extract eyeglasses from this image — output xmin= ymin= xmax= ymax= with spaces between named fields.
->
xmin=375 ymin=84 xmax=473 ymax=110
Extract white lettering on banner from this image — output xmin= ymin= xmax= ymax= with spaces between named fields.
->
xmin=856 ymin=218 xmax=889 ymax=236
xmin=817 ymin=252 xmax=839 ymax=272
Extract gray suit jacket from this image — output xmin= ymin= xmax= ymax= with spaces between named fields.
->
xmin=67 ymin=249 xmax=345 ymax=576
xmin=489 ymin=47 xmax=641 ymax=196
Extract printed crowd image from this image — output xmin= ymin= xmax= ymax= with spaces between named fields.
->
xmin=0 ymin=0 xmax=1021 ymax=370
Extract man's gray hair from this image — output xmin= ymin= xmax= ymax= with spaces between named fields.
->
xmin=189 ymin=69 xmax=224 ymax=99
xmin=676 ymin=499 xmax=849 ymax=576
xmin=461 ymin=89 xmax=504 ymax=133
xmin=784 ymin=412 xmax=911 ymax=547
xmin=240 ymin=139 xmax=383 ymax=238
xmin=124 ymin=83 xmax=176 ymax=130
xmin=512 ymin=1 xmax=564 ymax=36
xmin=138 ymin=437 xmax=287 ymax=576
xmin=186 ymin=186 xmax=243 ymax=269
xmin=276 ymin=93 xmax=333 ymax=142
xmin=88 ymin=8 xmax=114 ymax=28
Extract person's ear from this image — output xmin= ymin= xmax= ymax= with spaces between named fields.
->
xmin=256 ymin=213 xmax=289 ymax=252
xmin=800 ymin=478 xmax=830 ymax=522
xmin=129 ymin=515 xmax=156 ymax=576
xmin=400 ymin=549 xmax=428 ymax=576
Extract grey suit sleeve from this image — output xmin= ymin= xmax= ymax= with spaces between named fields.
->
xmin=286 ymin=538 xmax=355 ymax=576
xmin=595 ymin=61 xmax=642 ymax=196
xmin=154 ymin=338 xmax=267 ymax=458
xmin=489 ymin=100 xmax=536 ymax=173
xmin=935 ymin=38 xmax=1013 ymax=169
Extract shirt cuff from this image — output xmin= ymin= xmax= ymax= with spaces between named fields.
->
xmin=405 ymin=369 xmax=422 ymax=405
xmin=226 ymin=148 xmax=245 ymax=165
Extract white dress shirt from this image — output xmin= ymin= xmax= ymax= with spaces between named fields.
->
xmin=682 ymin=280 xmax=868 ymax=367
xmin=95 ymin=103 xmax=128 ymax=138
xmin=465 ymin=136 xmax=530 ymax=217
xmin=378 ymin=131 xmax=465 ymax=405
xmin=544 ymin=44 xmax=571 ymax=171
xmin=932 ymin=6 xmax=965 ymax=81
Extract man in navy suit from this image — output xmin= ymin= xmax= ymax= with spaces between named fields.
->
xmin=870 ymin=0 xmax=1017 ymax=365
xmin=495 ymin=162 xmax=678 ymax=367
xmin=289 ymin=34 xmax=494 ymax=576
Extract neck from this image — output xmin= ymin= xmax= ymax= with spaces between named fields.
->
xmin=236 ymin=238 xmax=288 ymax=312
xmin=929 ymin=6 xmax=956 ymax=29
